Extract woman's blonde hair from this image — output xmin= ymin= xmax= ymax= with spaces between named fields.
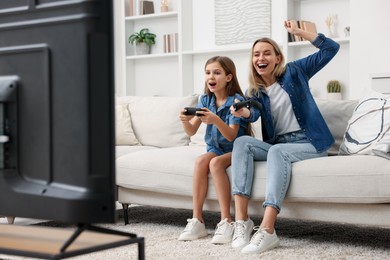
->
xmin=247 ymin=38 xmax=285 ymax=97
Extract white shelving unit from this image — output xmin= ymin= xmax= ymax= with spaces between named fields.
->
xmin=115 ymin=0 xmax=254 ymax=97
xmin=115 ymin=0 xmax=351 ymax=98
xmin=282 ymin=0 xmax=351 ymax=99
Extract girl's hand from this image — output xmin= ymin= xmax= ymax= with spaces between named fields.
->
xmin=179 ymin=108 xmax=194 ymax=122
xmin=197 ymin=108 xmax=217 ymax=124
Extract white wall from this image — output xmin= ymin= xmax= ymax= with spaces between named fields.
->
xmin=115 ymin=0 xmax=390 ymax=99
xmin=191 ymin=0 xmax=282 ymax=95
xmin=349 ymin=0 xmax=390 ymax=99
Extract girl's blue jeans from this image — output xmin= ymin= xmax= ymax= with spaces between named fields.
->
xmin=231 ymin=131 xmax=327 ymax=212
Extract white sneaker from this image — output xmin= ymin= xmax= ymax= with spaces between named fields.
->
xmin=178 ymin=218 xmax=208 ymax=241
xmin=210 ymin=218 xmax=235 ymax=244
xmin=231 ymin=218 xmax=254 ymax=249
xmin=241 ymin=227 xmax=280 ymax=254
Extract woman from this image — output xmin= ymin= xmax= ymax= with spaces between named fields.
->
xmin=230 ymin=21 xmax=340 ymax=254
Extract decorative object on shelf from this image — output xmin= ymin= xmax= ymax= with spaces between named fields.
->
xmin=141 ymin=0 xmax=154 ymax=15
xmin=129 ymin=28 xmax=156 ymax=55
xmin=344 ymin=26 xmax=350 ymax=37
xmin=214 ymin=0 xmax=271 ymax=45
xmin=327 ymin=80 xmax=342 ymax=100
xmin=325 ymin=14 xmax=338 ymax=38
xmin=160 ymin=0 xmax=168 ymax=12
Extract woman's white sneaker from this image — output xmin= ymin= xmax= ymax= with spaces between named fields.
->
xmin=210 ymin=218 xmax=235 ymax=244
xmin=241 ymin=227 xmax=280 ymax=254
xmin=178 ymin=218 xmax=208 ymax=241
xmin=231 ymin=218 xmax=254 ymax=249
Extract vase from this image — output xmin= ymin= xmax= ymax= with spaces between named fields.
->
xmin=327 ymin=93 xmax=342 ymax=100
xmin=135 ymin=42 xmax=150 ymax=55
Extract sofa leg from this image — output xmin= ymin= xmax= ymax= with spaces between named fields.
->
xmin=122 ymin=203 xmax=129 ymax=225
xmin=7 ymin=217 xmax=15 ymax=224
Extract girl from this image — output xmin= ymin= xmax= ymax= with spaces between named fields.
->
xmin=230 ymin=21 xmax=340 ymax=254
xmin=178 ymin=56 xmax=248 ymax=244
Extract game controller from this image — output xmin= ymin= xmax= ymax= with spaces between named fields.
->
xmin=232 ymin=100 xmax=262 ymax=111
xmin=184 ymin=107 xmax=205 ymax=116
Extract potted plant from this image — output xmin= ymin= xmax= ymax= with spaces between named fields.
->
xmin=128 ymin=28 xmax=156 ymax=55
xmin=326 ymin=80 xmax=342 ymax=100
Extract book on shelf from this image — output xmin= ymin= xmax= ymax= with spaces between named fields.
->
xmin=164 ymin=33 xmax=178 ymax=53
xmin=128 ymin=0 xmax=134 ymax=16
xmin=288 ymin=20 xmax=317 ymax=42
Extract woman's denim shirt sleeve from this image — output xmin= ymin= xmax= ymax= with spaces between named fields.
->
xmin=292 ymin=33 xmax=340 ymax=79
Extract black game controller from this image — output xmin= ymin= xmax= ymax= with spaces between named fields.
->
xmin=184 ymin=107 xmax=205 ymax=116
xmin=233 ymin=100 xmax=262 ymax=111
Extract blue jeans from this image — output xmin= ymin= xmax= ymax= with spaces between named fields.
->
xmin=231 ymin=131 xmax=327 ymax=212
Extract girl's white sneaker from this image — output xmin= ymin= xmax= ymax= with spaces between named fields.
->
xmin=178 ymin=218 xmax=208 ymax=241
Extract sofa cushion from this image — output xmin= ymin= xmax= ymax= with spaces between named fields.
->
xmin=115 ymin=105 xmax=140 ymax=146
xmin=287 ymin=155 xmax=390 ymax=203
xmin=116 ymin=146 xmax=206 ymax=196
xmin=339 ymin=96 xmax=390 ymax=157
xmin=115 ymin=145 xmax=156 ymax=159
xmin=117 ymin=95 xmax=199 ymax=148
xmin=315 ymin=98 xmax=358 ymax=155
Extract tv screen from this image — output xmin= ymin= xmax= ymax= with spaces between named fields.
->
xmin=0 ymin=0 xmax=116 ymax=223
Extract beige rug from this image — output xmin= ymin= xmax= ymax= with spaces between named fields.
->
xmin=1 ymin=205 xmax=390 ymax=259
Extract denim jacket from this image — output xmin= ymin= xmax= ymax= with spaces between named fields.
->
xmin=248 ymin=33 xmax=340 ymax=152
xmin=197 ymin=93 xmax=247 ymax=155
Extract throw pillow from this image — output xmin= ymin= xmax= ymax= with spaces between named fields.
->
xmin=339 ymin=96 xmax=390 ymax=157
xmin=126 ymin=95 xmax=199 ymax=148
xmin=315 ymin=98 xmax=358 ymax=155
xmin=115 ymin=105 xmax=140 ymax=146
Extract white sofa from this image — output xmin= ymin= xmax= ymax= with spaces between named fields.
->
xmin=115 ymin=95 xmax=390 ymax=227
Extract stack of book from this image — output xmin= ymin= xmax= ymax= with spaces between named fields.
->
xmin=288 ymin=20 xmax=317 ymax=42
xmin=128 ymin=0 xmax=154 ymax=16
xmin=163 ymin=33 xmax=178 ymax=53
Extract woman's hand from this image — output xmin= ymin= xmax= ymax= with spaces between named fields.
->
xmin=284 ymin=20 xmax=317 ymax=42
xmin=284 ymin=20 xmax=300 ymax=34
xmin=230 ymin=99 xmax=250 ymax=118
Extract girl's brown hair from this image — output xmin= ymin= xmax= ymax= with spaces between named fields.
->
xmin=204 ymin=56 xmax=244 ymax=97
xmin=247 ymin=38 xmax=286 ymax=97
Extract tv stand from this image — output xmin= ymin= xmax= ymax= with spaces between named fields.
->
xmin=0 ymin=223 xmax=145 ymax=259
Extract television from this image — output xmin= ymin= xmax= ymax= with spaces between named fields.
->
xmin=0 ymin=0 xmax=116 ymax=224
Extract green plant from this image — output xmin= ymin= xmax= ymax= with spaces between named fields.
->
xmin=327 ymin=80 xmax=341 ymax=93
xmin=128 ymin=28 xmax=156 ymax=46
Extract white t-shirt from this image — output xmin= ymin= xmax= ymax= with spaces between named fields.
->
xmin=266 ymin=82 xmax=301 ymax=136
